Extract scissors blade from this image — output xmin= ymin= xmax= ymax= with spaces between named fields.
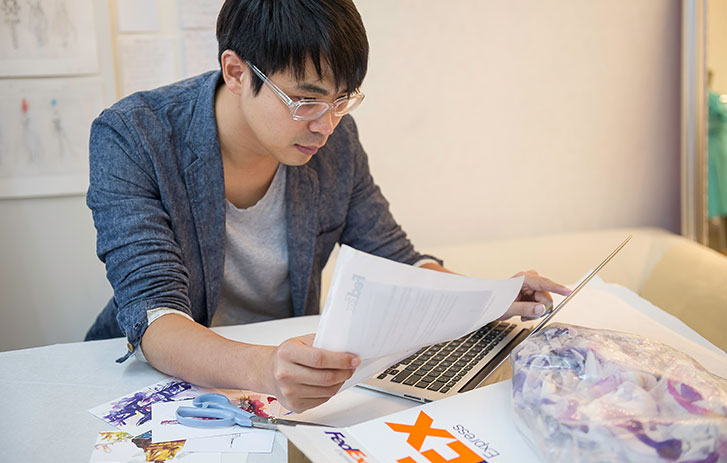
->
xmin=249 ymin=416 xmax=332 ymax=429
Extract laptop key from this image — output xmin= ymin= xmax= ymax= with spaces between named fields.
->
xmin=440 ymin=387 xmax=451 ymax=393
xmin=391 ymin=371 xmax=411 ymax=383
xmin=427 ymin=381 xmax=446 ymax=391
xmin=403 ymin=375 xmax=422 ymax=386
xmin=377 ymin=373 xmax=387 ymax=379
xmin=415 ymin=381 xmax=429 ymax=388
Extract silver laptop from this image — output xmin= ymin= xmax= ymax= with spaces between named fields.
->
xmin=358 ymin=235 xmax=632 ymax=403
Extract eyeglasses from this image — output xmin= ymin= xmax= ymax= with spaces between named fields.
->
xmin=246 ymin=61 xmax=365 ymax=121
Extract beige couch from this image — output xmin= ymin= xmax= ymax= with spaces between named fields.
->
xmin=423 ymin=227 xmax=727 ymax=352
xmin=322 ymin=227 xmax=727 ymax=351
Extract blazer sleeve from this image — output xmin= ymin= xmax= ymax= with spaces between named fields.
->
xmin=337 ymin=117 xmax=443 ymax=266
xmin=86 ymin=108 xmax=193 ymax=357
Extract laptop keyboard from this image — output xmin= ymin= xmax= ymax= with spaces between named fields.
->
xmin=375 ymin=321 xmax=517 ymax=394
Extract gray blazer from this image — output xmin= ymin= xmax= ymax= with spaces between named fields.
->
xmin=85 ymin=71 xmax=434 ymax=362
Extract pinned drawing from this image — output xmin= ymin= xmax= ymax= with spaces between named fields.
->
xmin=0 ymin=77 xmax=103 ymax=198
xmin=0 ymin=0 xmax=97 ymax=76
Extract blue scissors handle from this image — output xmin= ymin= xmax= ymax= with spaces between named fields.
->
xmin=176 ymin=393 xmax=254 ymax=428
xmin=176 ymin=393 xmax=332 ymax=429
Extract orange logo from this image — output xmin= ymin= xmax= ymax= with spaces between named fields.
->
xmin=386 ymin=411 xmax=485 ymax=463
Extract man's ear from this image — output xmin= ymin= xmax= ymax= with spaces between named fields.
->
xmin=220 ymin=50 xmax=247 ymax=96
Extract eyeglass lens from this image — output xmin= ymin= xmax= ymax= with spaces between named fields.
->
xmin=293 ymin=94 xmax=364 ymax=120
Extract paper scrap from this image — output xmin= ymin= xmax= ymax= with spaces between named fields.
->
xmin=151 ymin=389 xmax=279 ymax=451
xmin=151 ymin=399 xmax=245 ymax=443
xmin=118 ymin=36 xmax=177 ymax=97
xmin=89 ymin=431 xmax=220 ymax=463
xmin=178 ymin=0 xmax=225 ymax=29
xmin=182 ymin=430 xmax=276 ymax=454
xmin=182 ymin=29 xmax=220 ymax=78
xmin=313 ymin=245 xmax=523 ymax=390
xmin=116 ymin=0 xmax=159 ymax=33
xmin=88 ymin=378 xmax=210 ymax=434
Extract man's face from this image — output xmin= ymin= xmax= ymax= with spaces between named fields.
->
xmin=239 ymin=60 xmax=346 ymax=166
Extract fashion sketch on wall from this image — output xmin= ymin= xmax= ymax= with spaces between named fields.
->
xmin=0 ymin=77 xmax=103 ymax=197
xmin=0 ymin=0 xmax=98 ymax=76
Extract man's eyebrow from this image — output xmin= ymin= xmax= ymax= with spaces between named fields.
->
xmin=295 ymin=82 xmax=330 ymax=96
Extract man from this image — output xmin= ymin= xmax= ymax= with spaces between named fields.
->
xmin=85 ymin=0 xmax=569 ymax=413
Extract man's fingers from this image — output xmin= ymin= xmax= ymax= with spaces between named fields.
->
xmin=269 ymin=335 xmax=362 ymax=412
xmin=276 ymin=359 xmax=355 ymax=388
xmin=500 ymin=301 xmax=548 ymax=320
xmin=520 ymin=272 xmax=572 ymax=296
xmin=281 ymin=336 xmax=360 ymax=370
xmin=533 ymin=290 xmax=554 ymax=306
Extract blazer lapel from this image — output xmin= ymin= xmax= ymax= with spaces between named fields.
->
xmin=184 ymin=156 xmax=226 ymax=325
xmin=286 ymin=165 xmax=320 ymax=316
xmin=183 ymin=72 xmax=226 ymax=324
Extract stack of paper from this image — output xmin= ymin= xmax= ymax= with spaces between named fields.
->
xmin=314 ymin=245 xmax=524 ymax=389
xmin=87 ymin=378 xmax=280 ymax=462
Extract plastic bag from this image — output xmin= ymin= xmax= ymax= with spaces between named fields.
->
xmin=509 ymin=323 xmax=727 ymax=463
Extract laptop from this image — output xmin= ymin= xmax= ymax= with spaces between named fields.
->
xmin=358 ymin=235 xmax=632 ymax=403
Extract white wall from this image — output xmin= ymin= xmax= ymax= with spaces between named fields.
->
xmin=0 ymin=2 xmax=116 ymax=352
xmin=355 ymin=0 xmax=681 ymax=249
xmin=0 ymin=0 xmax=682 ymax=351
xmin=0 ymin=196 xmax=111 ymax=350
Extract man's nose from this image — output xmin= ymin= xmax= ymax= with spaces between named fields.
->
xmin=309 ymin=110 xmax=338 ymax=136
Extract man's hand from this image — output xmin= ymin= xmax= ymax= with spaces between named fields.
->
xmin=500 ymin=270 xmax=572 ymax=321
xmin=263 ymin=334 xmax=360 ymax=413
xmin=141 ymin=315 xmax=359 ymax=414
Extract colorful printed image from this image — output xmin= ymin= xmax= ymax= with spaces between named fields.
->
xmin=91 ymin=431 xmax=180 ymax=462
xmin=89 ymin=378 xmax=209 ymax=434
xmin=216 ymin=389 xmax=281 ymax=418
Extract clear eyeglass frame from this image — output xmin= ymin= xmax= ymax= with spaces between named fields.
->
xmin=245 ymin=60 xmax=365 ymax=121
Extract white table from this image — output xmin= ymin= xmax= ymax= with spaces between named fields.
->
xmin=2 ymin=278 xmax=725 ymax=462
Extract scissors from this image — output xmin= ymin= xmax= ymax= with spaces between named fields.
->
xmin=175 ymin=393 xmax=331 ymax=430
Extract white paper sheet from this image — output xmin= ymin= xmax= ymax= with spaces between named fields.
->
xmin=116 ymin=0 xmax=159 ymax=33
xmin=182 ymin=430 xmax=276 ymax=454
xmin=151 ymin=399 xmax=248 ymax=443
xmin=118 ymin=36 xmax=177 ymax=97
xmin=150 ymin=399 xmax=276 ymax=454
xmin=0 ymin=76 xmax=104 ymax=198
xmin=0 ymin=0 xmax=99 ymax=76
xmin=313 ymin=245 xmax=524 ymax=390
xmin=178 ymin=0 xmax=225 ymax=29
xmin=182 ymin=29 xmax=219 ymax=78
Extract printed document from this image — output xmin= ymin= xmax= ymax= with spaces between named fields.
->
xmin=313 ymin=246 xmax=523 ymax=390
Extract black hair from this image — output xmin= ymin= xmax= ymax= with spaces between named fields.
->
xmin=216 ymin=0 xmax=369 ymax=95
